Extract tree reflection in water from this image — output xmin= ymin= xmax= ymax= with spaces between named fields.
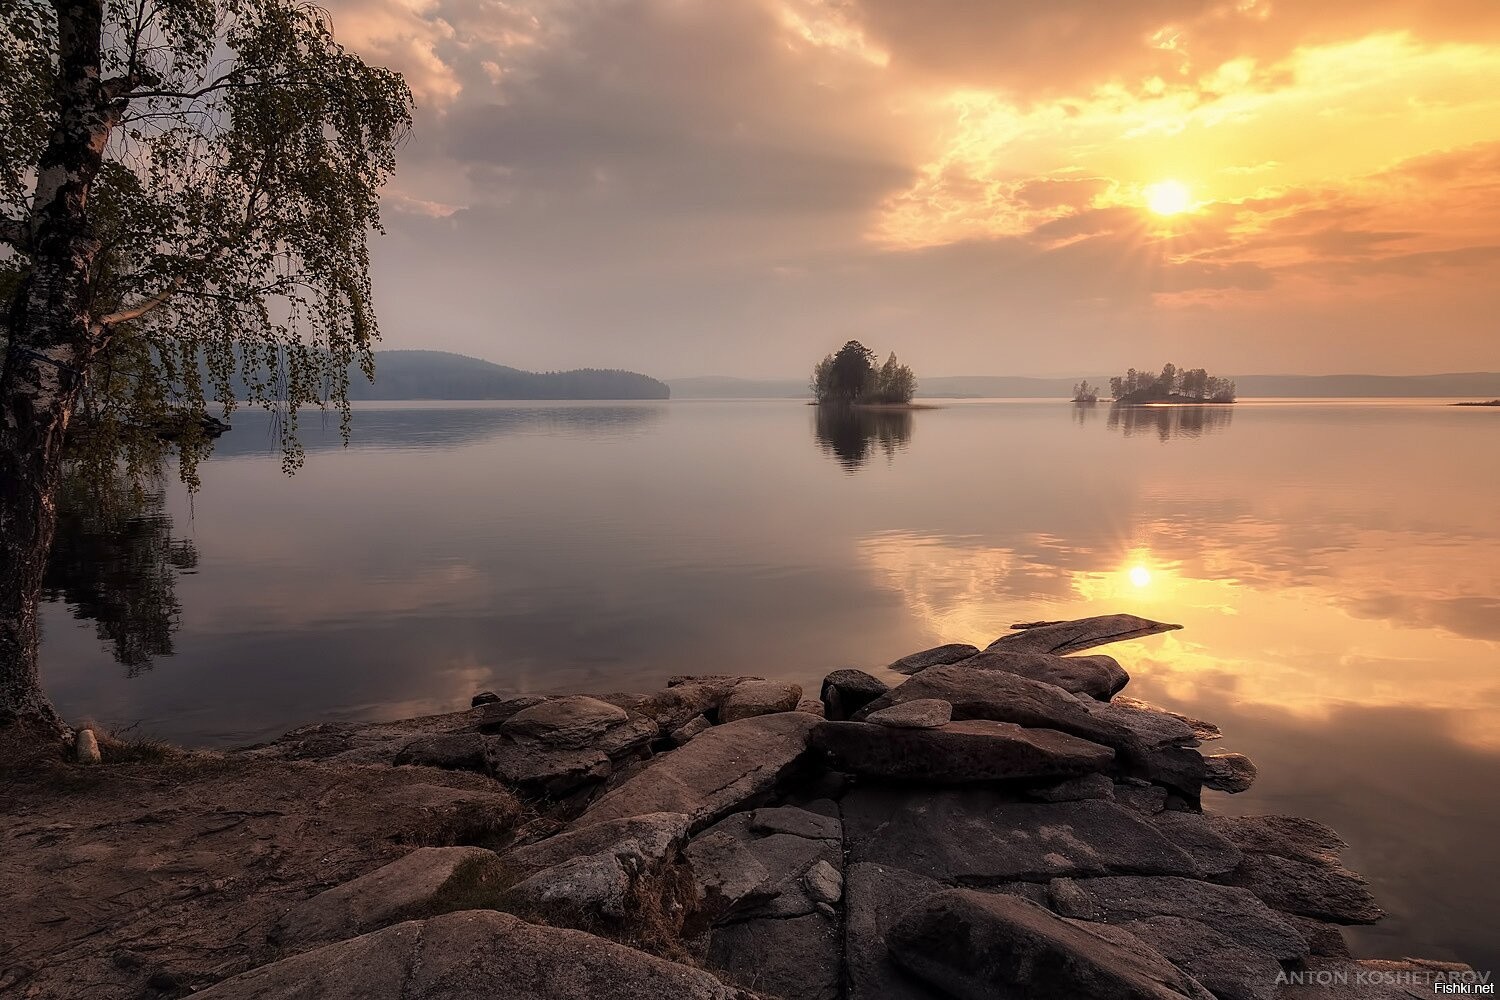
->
xmin=43 ymin=466 xmax=199 ymax=676
xmin=813 ymin=405 xmax=914 ymax=471
xmin=1107 ymin=403 xmax=1234 ymax=441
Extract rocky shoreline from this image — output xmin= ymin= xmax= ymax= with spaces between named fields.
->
xmin=4 ymin=614 xmax=1482 ymax=999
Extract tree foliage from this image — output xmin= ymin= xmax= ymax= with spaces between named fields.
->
xmin=1 ymin=0 xmax=414 ymax=481
xmin=810 ymin=340 xmax=917 ymax=404
xmin=1107 ymin=364 xmax=1235 ymax=403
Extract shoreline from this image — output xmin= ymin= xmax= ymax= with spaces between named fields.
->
xmin=3 ymin=613 xmax=1476 ymax=998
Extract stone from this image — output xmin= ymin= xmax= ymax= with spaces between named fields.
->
xmin=503 ymin=696 xmax=629 ymax=749
xmin=1225 ymin=851 xmax=1383 ymax=924
xmin=608 ymin=686 xmax=723 ymax=732
xmin=737 ymin=833 xmax=840 ymax=919
xmin=474 ymin=695 xmax=550 ymax=731
xmin=750 ymin=805 xmax=840 ymax=841
xmin=820 ymin=669 xmax=890 ymax=721
xmin=272 ymin=846 xmax=494 ymax=944
xmin=708 ymin=913 xmax=840 ymax=1000
xmin=485 ymin=737 xmax=612 ymax=795
xmin=392 ymin=732 xmax=487 ymax=771
xmin=668 ymin=674 xmax=765 ymax=695
xmin=946 ymin=651 xmax=1130 ymax=700
xmin=1048 ymin=877 xmax=1105 ymax=920
xmin=1120 ymin=915 xmax=1283 ymax=1000
xmin=74 ymin=729 xmax=101 ymax=765
xmin=593 ymin=714 xmax=661 ymax=758
xmin=866 ymin=699 xmax=951 ymax=729
xmin=1115 ymin=781 xmax=1168 ymax=815
xmin=1028 ymin=772 xmax=1115 ymax=802
xmin=888 ymin=889 xmax=1211 ymax=1000
xmin=812 ymin=720 xmax=1114 ymax=784
xmin=803 ymin=860 xmax=842 ymax=905
xmin=685 ymin=829 xmax=775 ymax=921
xmin=470 ymin=691 xmax=501 ymax=706
xmin=850 ymin=666 xmax=1130 ymax=751
xmin=669 ymin=715 xmax=713 ymax=745
xmin=575 ymin=713 xmax=817 ymax=832
xmin=1284 ymin=914 xmax=1351 ymax=957
xmin=1203 ymin=753 xmax=1257 ymax=793
xmin=507 ymin=813 xmax=691 ymax=877
xmin=192 ymin=910 xmax=763 ymax=999
xmin=889 ymin=643 xmax=981 ymax=675
xmin=1055 ymin=875 xmax=1308 ymax=961
xmin=1148 ymin=810 xmax=1244 ymax=879
xmin=986 ymin=614 xmax=1183 ymax=655
xmin=842 ymin=788 xmax=1206 ymax=883
xmin=795 ymin=698 xmax=825 ymax=717
xmin=844 ymin=863 xmax=949 ymax=1000
xmin=1112 ymin=696 xmax=1221 ymax=742
xmin=502 ymin=850 xmax=634 ymax=921
xmin=719 ymin=680 xmax=803 ymax=723
xmin=1205 ymin=814 xmax=1346 ymax=863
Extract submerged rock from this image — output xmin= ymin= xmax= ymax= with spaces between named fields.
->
xmin=888 ymin=643 xmax=981 ymax=676
xmin=888 ymin=889 xmax=1212 ymax=1000
xmin=986 ymin=614 xmax=1183 ymax=656
xmin=812 ymin=719 xmax=1113 ymax=784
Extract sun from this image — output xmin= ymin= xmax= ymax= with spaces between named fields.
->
xmin=1144 ymin=179 xmax=1192 ymax=216
xmin=1128 ymin=565 xmax=1153 ymax=588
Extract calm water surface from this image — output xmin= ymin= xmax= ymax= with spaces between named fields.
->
xmin=43 ymin=398 xmax=1500 ymax=967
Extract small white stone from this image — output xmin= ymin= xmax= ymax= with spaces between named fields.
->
xmin=75 ymin=729 xmax=101 ymax=765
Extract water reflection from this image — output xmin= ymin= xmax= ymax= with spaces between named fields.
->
xmin=1107 ymin=403 xmax=1234 ymax=439
xmin=43 ymin=467 xmax=198 ymax=676
xmin=812 ymin=405 xmax=914 ymax=470
xmin=210 ymin=402 xmax=668 ymax=457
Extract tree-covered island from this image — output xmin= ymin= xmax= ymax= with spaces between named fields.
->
xmin=1107 ymin=364 xmax=1237 ymax=404
xmin=810 ymin=340 xmax=918 ymax=406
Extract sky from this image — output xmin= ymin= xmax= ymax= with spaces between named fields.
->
xmin=322 ymin=0 xmax=1500 ymax=378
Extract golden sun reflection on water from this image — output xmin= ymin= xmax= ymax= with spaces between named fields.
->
xmin=857 ymin=530 xmax=1500 ymax=751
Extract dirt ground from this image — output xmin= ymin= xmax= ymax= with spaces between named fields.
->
xmin=0 ymin=753 xmax=523 ymax=999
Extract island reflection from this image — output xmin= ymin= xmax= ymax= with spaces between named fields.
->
xmin=812 ymin=405 xmax=914 ymax=471
xmin=1107 ymin=403 xmax=1234 ymax=440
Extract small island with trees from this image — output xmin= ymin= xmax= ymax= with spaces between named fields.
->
xmin=1106 ymin=364 xmax=1237 ymax=404
xmin=810 ymin=340 xmax=921 ymax=407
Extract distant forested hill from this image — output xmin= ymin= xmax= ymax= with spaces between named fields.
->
xmin=346 ymin=351 xmax=670 ymax=400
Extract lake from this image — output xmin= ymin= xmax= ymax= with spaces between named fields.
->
xmin=42 ymin=397 xmax=1499 ymax=967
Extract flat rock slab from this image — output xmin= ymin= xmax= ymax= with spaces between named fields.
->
xmin=485 ymin=738 xmax=611 ymax=795
xmin=507 ymin=813 xmax=691 ymax=878
xmin=889 ymin=643 xmax=981 ymax=675
xmin=750 ymin=805 xmax=841 ymax=841
xmin=708 ymin=913 xmax=841 ymax=1000
xmin=1054 ymin=875 xmax=1308 ymax=961
xmin=866 ymin=699 xmax=952 ymax=729
xmin=720 ymin=681 xmax=803 ymax=723
xmin=575 ymin=713 xmax=818 ymax=832
xmin=273 ymin=846 xmax=495 ymax=945
xmin=888 ymin=888 xmax=1212 ymax=1000
xmin=194 ymin=910 xmax=763 ymax=999
xmin=842 ymin=788 xmax=1204 ymax=883
xmin=987 ymin=615 xmax=1183 ymax=655
xmin=1205 ymin=814 xmax=1381 ymax=924
xmin=688 ymin=812 xmax=840 ymax=922
xmin=1149 ymin=811 xmax=1244 ymax=879
xmin=1122 ymin=915 xmax=1283 ymax=1000
xmin=812 ymin=720 xmax=1113 ymax=784
xmin=504 ymin=696 xmax=629 ymax=749
xmin=945 ymin=651 xmax=1130 ymax=700
xmin=844 ymin=863 xmax=952 ymax=1000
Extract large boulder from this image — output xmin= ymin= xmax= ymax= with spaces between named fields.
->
xmin=575 ymin=713 xmax=818 ymax=832
xmin=686 ymin=811 xmax=841 ymax=922
xmin=1119 ymin=915 xmax=1283 ymax=1000
xmin=272 ymin=846 xmax=495 ymax=945
xmin=1203 ymin=753 xmax=1257 ymax=793
xmin=945 ymin=651 xmax=1130 ymax=700
xmin=392 ymin=733 xmax=487 ymax=772
xmin=842 ymin=788 xmax=1209 ymax=883
xmin=888 ymin=643 xmax=980 ymax=676
xmin=485 ymin=738 xmax=611 ymax=796
xmin=1206 ymin=815 xmax=1383 ymax=924
xmin=811 ymin=720 xmax=1113 ymax=784
xmin=1147 ymin=811 xmax=1244 ymax=879
xmin=503 ymin=696 xmax=629 ymax=749
xmin=1048 ymin=875 xmax=1308 ymax=961
xmin=986 ymin=615 xmax=1182 ymax=655
xmin=866 ymin=699 xmax=952 ymax=729
xmin=887 ymin=888 xmax=1212 ymax=1000
xmin=719 ymin=681 xmax=803 ymax=723
xmin=192 ymin=910 xmax=764 ymax=999
xmin=820 ymin=669 xmax=890 ymax=721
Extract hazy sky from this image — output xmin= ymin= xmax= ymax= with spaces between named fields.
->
xmin=323 ymin=0 xmax=1500 ymax=378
